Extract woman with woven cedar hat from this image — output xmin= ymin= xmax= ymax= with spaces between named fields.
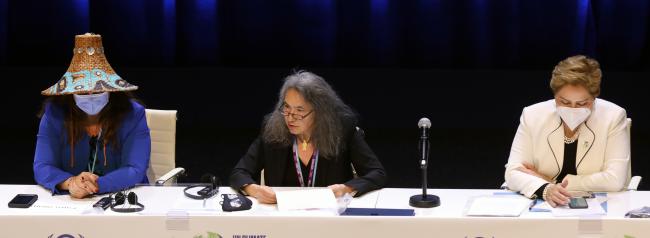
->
xmin=34 ymin=33 xmax=151 ymax=198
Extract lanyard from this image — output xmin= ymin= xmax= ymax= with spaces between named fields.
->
xmin=292 ymin=138 xmax=319 ymax=187
xmin=88 ymin=129 xmax=102 ymax=173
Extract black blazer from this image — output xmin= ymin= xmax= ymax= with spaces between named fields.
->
xmin=229 ymin=126 xmax=387 ymax=196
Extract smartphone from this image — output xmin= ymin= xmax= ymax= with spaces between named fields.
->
xmin=93 ymin=197 xmax=113 ymax=210
xmin=569 ymin=197 xmax=588 ymax=209
xmin=8 ymin=194 xmax=38 ymax=208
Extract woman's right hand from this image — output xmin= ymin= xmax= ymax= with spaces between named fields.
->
xmin=244 ymin=184 xmax=277 ymax=204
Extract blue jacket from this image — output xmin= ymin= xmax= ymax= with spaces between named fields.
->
xmin=33 ymin=100 xmax=151 ymax=194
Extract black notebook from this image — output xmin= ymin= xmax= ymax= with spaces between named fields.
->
xmin=341 ymin=208 xmax=415 ymax=216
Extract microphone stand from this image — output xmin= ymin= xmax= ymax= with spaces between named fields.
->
xmin=409 ymin=126 xmax=440 ymax=208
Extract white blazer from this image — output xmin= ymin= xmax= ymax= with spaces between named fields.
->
xmin=504 ymin=98 xmax=630 ymax=198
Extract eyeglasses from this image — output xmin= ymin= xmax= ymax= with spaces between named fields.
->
xmin=278 ymin=104 xmax=313 ymax=120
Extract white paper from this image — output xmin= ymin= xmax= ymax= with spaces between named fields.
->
xmin=275 ymin=188 xmax=338 ymax=213
xmin=550 ymin=199 xmax=606 ymax=217
xmin=170 ymin=196 xmax=220 ymax=213
xmin=465 ymin=195 xmax=533 ymax=217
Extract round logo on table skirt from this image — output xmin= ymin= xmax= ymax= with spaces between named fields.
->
xmin=48 ymin=234 xmax=85 ymax=238
xmin=193 ymin=231 xmax=223 ymax=238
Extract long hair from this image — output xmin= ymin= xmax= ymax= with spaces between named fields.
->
xmin=38 ymin=92 xmax=142 ymax=165
xmin=262 ymin=71 xmax=356 ymax=159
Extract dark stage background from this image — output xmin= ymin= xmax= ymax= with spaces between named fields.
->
xmin=0 ymin=0 xmax=648 ymax=190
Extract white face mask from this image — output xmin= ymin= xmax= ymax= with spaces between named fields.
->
xmin=556 ymin=106 xmax=591 ymax=131
xmin=74 ymin=92 xmax=109 ymax=116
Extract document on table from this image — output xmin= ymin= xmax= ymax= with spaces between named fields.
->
xmin=530 ymin=197 xmax=607 ymax=217
xmin=550 ymin=198 xmax=606 ymax=217
xmin=275 ymin=188 xmax=338 ymax=213
xmin=464 ymin=195 xmax=533 ymax=217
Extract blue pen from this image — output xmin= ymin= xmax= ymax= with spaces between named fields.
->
xmin=529 ymin=199 xmax=551 ymax=212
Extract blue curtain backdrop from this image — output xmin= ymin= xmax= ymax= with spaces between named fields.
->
xmin=1 ymin=0 xmax=649 ymax=188
xmin=1 ymin=0 xmax=649 ymax=69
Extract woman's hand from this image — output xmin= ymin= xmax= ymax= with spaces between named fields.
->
xmin=516 ymin=163 xmax=553 ymax=182
xmin=68 ymin=177 xmax=91 ymax=198
xmin=545 ymin=179 xmax=571 ymax=207
xmin=328 ymin=184 xmax=355 ymax=197
xmin=59 ymin=172 xmax=99 ymax=199
xmin=76 ymin=172 xmax=99 ymax=193
xmin=244 ymin=184 xmax=277 ymax=204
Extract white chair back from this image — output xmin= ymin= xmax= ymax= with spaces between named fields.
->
xmin=145 ymin=109 xmax=177 ymax=185
xmin=627 ymin=118 xmax=631 ymax=185
xmin=626 ymin=118 xmax=642 ymax=190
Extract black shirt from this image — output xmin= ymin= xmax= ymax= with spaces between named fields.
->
xmin=534 ymin=140 xmax=578 ymax=198
xmin=230 ymin=123 xmax=388 ymax=196
xmin=557 ymin=140 xmax=578 ymax=182
xmin=282 ymin=153 xmax=313 ymax=187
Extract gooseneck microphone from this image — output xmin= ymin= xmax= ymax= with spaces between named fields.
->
xmin=418 ymin=118 xmax=431 ymax=168
xmin=409 ymin=117 xmax=440 ymax=208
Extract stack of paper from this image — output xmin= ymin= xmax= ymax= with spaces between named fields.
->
xmin=275 ymin=188 xmax=338 ymax=214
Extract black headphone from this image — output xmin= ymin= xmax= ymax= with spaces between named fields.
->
xmin=110 ymin=190 xmax=144 ymax=213
xmin=184 ymin=173 xmax=219 ymax=200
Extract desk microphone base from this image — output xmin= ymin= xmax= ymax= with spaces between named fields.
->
xmin=409 ymin=194 xmax=440 ymax=208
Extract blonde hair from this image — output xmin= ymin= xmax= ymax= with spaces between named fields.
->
xmin=550 ymin=55 xmax=602 ymax=97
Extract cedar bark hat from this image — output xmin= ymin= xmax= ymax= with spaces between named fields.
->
xmin=41 ymin=33 xmax=138 ymax=95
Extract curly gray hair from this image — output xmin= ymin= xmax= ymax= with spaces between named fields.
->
xmin=262 ymin=70 xmax=356 ymax=159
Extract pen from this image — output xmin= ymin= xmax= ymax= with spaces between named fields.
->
xmin=529 ymin=199 xmax=537 ymax=210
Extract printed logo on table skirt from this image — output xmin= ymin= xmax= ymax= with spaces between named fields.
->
xmin=193 ymin=231 xmax=223 ymax=238
xmin=232 ymin=235 xmax=267 ymax=238
xmin=48 ymin=234 xmax=85 ymax=238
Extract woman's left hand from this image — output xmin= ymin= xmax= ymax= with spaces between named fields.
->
xmin=328 ymin=184 xmax=355 ymax=197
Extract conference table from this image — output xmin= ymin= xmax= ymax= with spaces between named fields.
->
xmin=1 ymin=184 xmax=648 ymax=238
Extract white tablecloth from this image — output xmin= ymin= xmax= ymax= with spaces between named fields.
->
xmin=1 ymin=184 xmax=649 ymax=238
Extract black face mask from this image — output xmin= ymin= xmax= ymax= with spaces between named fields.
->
xmin=221 ymin=194 xmax=252 ymax=212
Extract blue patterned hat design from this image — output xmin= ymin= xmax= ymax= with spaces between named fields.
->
xmin=42 ymin=33 xmax=138 ymax=95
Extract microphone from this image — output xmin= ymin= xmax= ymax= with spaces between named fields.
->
xmin=418 ymin=117 xmax=431 ymax=129
xmin=418 ymin=118 xmax=431 ymax=168
xmin=409 ymin=117 xmax=440 ymax=208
